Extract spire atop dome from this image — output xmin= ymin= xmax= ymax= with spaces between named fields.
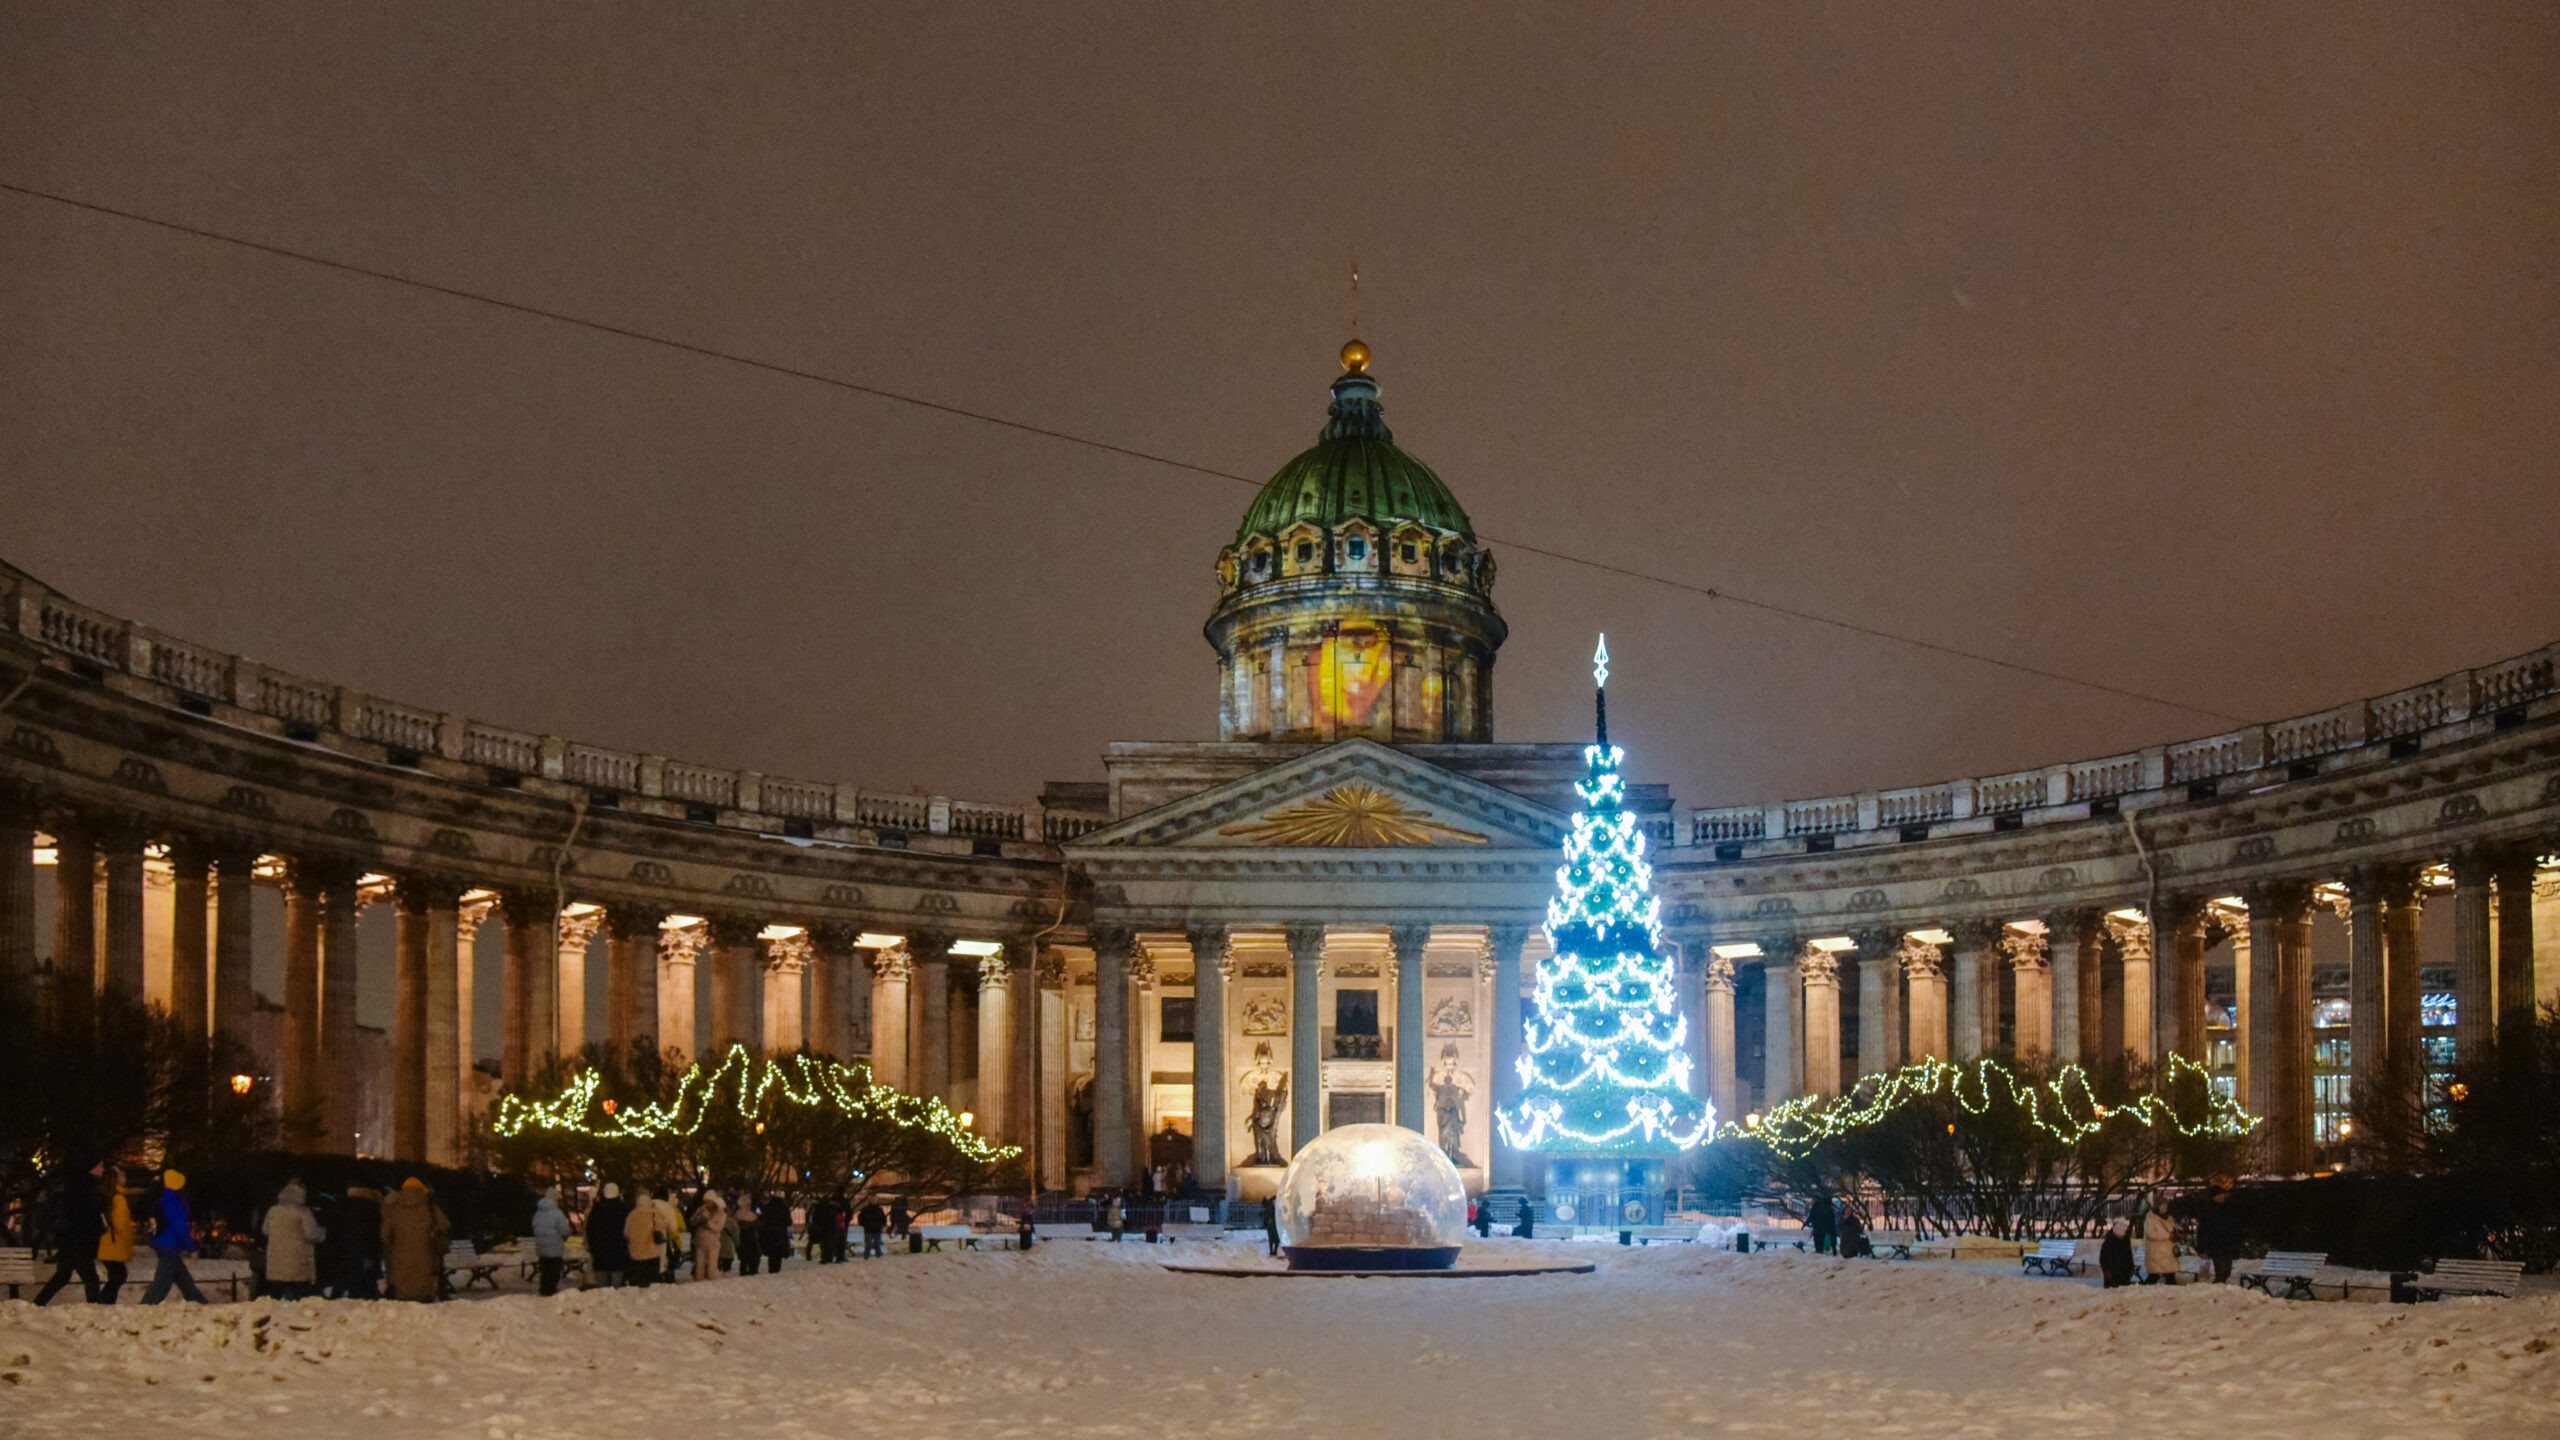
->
xmin=1340 ymin=337 xmax=1371 ymax=374
xmin=1322 ymin=342 xmax=1391 ymax=444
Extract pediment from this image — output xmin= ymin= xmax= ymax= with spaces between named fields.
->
xmin=1069 ymin=739 xmax=1567 ymax=853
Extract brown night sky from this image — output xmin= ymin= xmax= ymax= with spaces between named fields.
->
xmin=2 ymin=3 xmax=2554 ymax=812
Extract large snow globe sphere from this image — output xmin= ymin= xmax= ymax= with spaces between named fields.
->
xmin=1275 ymin=1123 xmax=1468 ymax=1270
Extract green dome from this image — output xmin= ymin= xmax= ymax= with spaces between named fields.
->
xmin=1234 ymin=368 xmax=1474 ymax=545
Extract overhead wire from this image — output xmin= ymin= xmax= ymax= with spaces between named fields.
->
xmin=0 ymin=177 xmax=2241 ymax=723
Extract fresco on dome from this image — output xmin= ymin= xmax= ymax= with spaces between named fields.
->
xmin=1317 ymin=628 xmax=1390 ymax=730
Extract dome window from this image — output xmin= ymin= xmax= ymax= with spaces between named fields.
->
xmin=1296 ymin=540 xmax=1316 ymax=564
xmin=1400 ymin=542 xmax=1418 ymax=565
xmin=1348 ymin=537 xmax=1367 ymax=561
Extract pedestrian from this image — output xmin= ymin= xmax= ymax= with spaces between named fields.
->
xmin=587 ymin=1182 xmax=632 ymax=1288
xmin=757 ymin=1195 xmax=791 ymax=1273
xmin=32 ymin=1160 xmax=106 ymax=1306
xmin=336 ymin=1184 xmax=385 ymax=1299
xmin=624 ymin=1184 xmax=665 ymax=1288
xmin=858 ymin=1198 xmax=887 ymax=1259
xmin=689 ymin=1187 xmax=727 ymax=1281
xmin=818 ymin=1189 xmax=851 ymax=1263
xmin=139 ymin=1168 xmax=207 ymax=1305
xmin=888 ymin=1195 xmax=911 ymax=1240
xmin=2194 ymin=1175 xmax=2242 ymax=1285
xmin=1807 ymin=1192 xmax=1838 ymax=1256
xmin=93 ymin=1167 xmax=135 ymax=1305
xmin=656 ymin=1188 xmax=687 ymax=1276
xmin=261 ymin=1180 xmax=324 ymax=1300
xmin=379 ymin=1177 xmax=451 ymax=1302
xmin=732 ymin=1191 xmax=761 ymax=1275
xmin=1838 ymin=1208 xmax=1870 ymax=1259
xmin=1106 ymin=1193 xmax=1126 ymax=1243
xmin=2099 ymin=1217 xmax=2136 ymax=1288
xmin=2141 ymin=1193 xmax=2179 ymax=1285
xmin=531 ymin=1187 xmax=574 ymax=1296
xmin=1261 ymin=1195 xmax=1279 ymax=1258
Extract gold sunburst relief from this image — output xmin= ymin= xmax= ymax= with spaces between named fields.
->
xmin=1218 ymin=783 xmax=1491 ymax=848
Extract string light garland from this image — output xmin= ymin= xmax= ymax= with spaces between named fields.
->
xmin=492 ymin=1046 xmax=1021 ymax=1164
xmin=1499 ymin=637 xmax=1714 ymax=1156
xmin=1727 ymin=1052 xmax=2258 ymax=1161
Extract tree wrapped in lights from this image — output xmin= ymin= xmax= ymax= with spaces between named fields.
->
xmin=1499 ymin=638 xmax=1713 ymax=1156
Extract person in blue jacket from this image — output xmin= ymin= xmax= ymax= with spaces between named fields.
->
xmin=139 ymin=1168 xmax=206 ymax=1305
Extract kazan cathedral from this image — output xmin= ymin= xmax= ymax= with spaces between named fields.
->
xmin=3 ymin=343 xmax=2557 ymax=1210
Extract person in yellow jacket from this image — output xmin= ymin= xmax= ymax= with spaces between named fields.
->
xmin=623 ymin=1183 xmax=666 ymax=1287
xmin=94 ymin=1166 xmax=136 ymax=1304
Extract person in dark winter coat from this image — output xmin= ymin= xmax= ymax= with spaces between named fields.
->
xmin=756 ymin=1196 xmax=791 ymax=1273
xmin=32 ymin=1161 xmax=107 ymax=1305
xmin=2193 ymin=1176 xmax=2243 ymax=1284
xmin=1262 ymin=1196 xmax=1280 ymax=1257
xmin=1807 ymin=1193 xmax=1839 ymax=1255
xmin=139 ymin=1169 xmax=206 ymax=1305
xmin=857 ymin=1200 xmax=888 ymax=1259
xmin=586 ymin=1183 xmax=632 ymax=1287
xmin=2099 ymin=1218 xmax=2137 ymax=1288
xmin=813 ymin=1191 xmax=850 ymax=1263
xmin=1837 ymin=1208 xmax=1870 ymax=1259
xmin=888 ymin=1196 xmax=911 ymax=1239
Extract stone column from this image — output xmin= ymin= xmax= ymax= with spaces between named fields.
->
xmin=2451 ymin=853 xmax=2493 ymax=1063
xmin=2345 ymin=867 xmax=2389 ymax=1112
xmin=607 ymin=906 xmax=666 ymax=1060
xmin=1390 ymin=922 xmax=1430 ymax=1131
xmin=556 ymin=909 xmax=602 ymax=1059
xmin=2248 ymin=881 xmax=2315 ymax=1174
xmin=393 ymin=879 xmax=434 ymax=1162
xmin=1488 ymin=923 xmax=1530 ymax=1188
xmin=167 ymin=839 xmax=212 ymax=1040
xmin=1672 ymin=938 xmax=1708 ymax=1100
xmin=1127 ymin=949 xmax=1156 ymax=1179
xmin=976 ymin=950 xmax=1012 ymax=1139
xmin=2494 ymin=850 xmax=2539 ymax=1051
xmin=1187 ymin=921 xmax=1229 ymax=1190
xmin=2006 ymin=928 xmax=2053 ymax=1059
xmin=206 ymin=845 xmax=256 ymax=1035
xmin=52 ymin=821 xmax=96 ymax=990
xmin=1854 ymin=928 xmax=1902 ymax=1080
xmin=912 ymin=933 xmax=953 ymax=1101
xmin=100 ymin=820 xmax=147 ymax=998
xmin=414 ymin=879 xmax=463 ymax=1167
xmin=2228 ymin=916 xmax=2253 ymax=1101
xmin=0 ymin=785 xmax=35 ymax=982
xmin=1902 ymin=934 xmax=1949 ymax=1062
xmin=1760 ymin=949 xmax=1798 ymax=1106
xmin=280 ymin=859 xmax=327 ymax=1149
xmin=700 ymin=914 xmax=758 ymax=1053
xmin=1286 ymin=921 xmax=1324 ymax=1150
xmin=764 ymin=931 xmax=811 ymax=1052
xmin=867 ymin=945 xmax=911 ymax=1088
xmin=1091 ymin=923 xmax=1136 ymax=1187
xmin=1037 ymin=949 xmax=1069 ymax=1189
xmin=456 ymin=897 xmax=492 ymax=1120
xmin=500 ymin=894 xmax=556 ymax=1083
xmin=2156 ymin=899 xmax=2207 ymax=1065
xmin=2045 ymin=910 xmax=2095 ymax=1066
xmin=2381 ymin=868 xmax=2424 ymax=1090
xmin=1800 ymin=944 xmax=1841 ymax=1098
xmin=1007 ymin=955 xmax=1038 ymax=1157
xmin=807 ymin=923 xmax=856 ymax=1058
xmin=319 ymin=866 xmax=363 ymax=1154
xmin=1949 ymin=919 xmax=1998 ymax=1061
xmin=1701 ymin=956 xmax=1738 ymax=1127
xmin=2108 ymin=914 xmax=2153 ymax=1065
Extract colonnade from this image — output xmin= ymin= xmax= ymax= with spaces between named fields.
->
xmin=1684 ymin=845 xmax=2545 ymax=1175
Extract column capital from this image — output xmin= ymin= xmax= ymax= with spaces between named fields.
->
xmin=1897 ymin=933 xmax=1944 ymax=978
xmin=1852 ymin=926 xmax=1901 ymax=958
xmin=1281 ymin=920 xmax=1325 ymax=964
xmin=763 ymin=930 xmax=814 ymax=971
xmin=283 ymin=853 xmax=364 ymax=896
xmin=2040 ymin=907 xmax=2096 ymax=944
xmin=867 ymin=943 xmax=913 ymax=982
xmin=2103 ymin=913 xmax=2151 ymax=963
xmin=2242 ymin=879 xmax=2315 ymax=922
xmin=1184 ymin=920 xmax=1231 ymax=964
xmin=1034 ymin=946 xmax=1068 ymax=989
xmin=164 ymin=833 xmax=216 ymax=879
xmin=1798 ymin=949 xmax=1839 ymax=986
xmin=2001 ymin=927 xmax=2050 ymax=972
xmin=1486 ymin=921 xmax=1532 ymax=959
xmin=975 ymin=952 xmax=1011 ymax=989
xmin=2449 ymin=846 xmax=2498 ymax=888
xmin=558 ymin=909 xmax=605 ymax=950
xmin=1087 ymin=922 xmax=1137 ymax=961
xmin=1386 ymin=922 xmax=1432 ymax=958
xmin=1950 ymin=916 xmax=2005 ymax=950
xmin=1703 ymin=955 xmax=1737 ymax=991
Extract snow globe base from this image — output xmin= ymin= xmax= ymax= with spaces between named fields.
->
xmin=1284 ymin=1243 xmax=1463 ymax=1272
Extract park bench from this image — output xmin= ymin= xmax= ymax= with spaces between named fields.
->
xmin=1867 ymin=1230 xmax=1917 ymax=1260
xmin=1157 ymin=1222 xmax=1227 ymax=1242
xmin=2236 ymin=1251 xmax=2328 ymax=1301
xmin=444 ymin=1242 xmax=506 ymax=1291
xmin=2021 ymin=1239 xmax=2082 ymax=1276
xmin=1623 ymin=1225 xmax=1696 ymax=1245
xmin=0 ymin=1246 xmax=36 ymax=1299
xmin=1744 ymin=1227 xmax=1807 ymax=1252
xmin=513 ymin=1237 xmax=587 ymax=1284
xmin=2410 ymin=1259 xmax=2525 ymax=1301
xmin=913 ymin=1224 xmax=979 ymax=1251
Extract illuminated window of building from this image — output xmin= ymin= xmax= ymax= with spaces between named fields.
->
xmin=1296 ymin=541 xmax=1315 ymax=563
xmin=1348 ymin=537 xmax=1366 ymax=560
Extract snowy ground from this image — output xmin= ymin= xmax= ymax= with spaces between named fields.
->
xmin=4 ymin=1239 xmax=2555 ymax=1438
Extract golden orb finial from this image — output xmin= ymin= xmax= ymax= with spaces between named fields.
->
xmin=1340 ymin=338 xmax=1371 ymax=375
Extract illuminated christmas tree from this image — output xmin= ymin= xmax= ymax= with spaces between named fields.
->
xmin=1499 ymin=637 xmax=1713 ymax=1176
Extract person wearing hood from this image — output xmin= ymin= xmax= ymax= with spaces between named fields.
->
xmin=2141 ymin=1192 xmax=2181 ymax=1284
xmin=531 ymin=1188 xmax=575 ymax=1296
xmin=139 ymin=1168 xmax=207 ymax=1304
xmin=586 ymin=1183 xmax=632 ymax=1288
xmin=32 ymin=1160 xmax=106 ymax=1305
xmin=756 ymin=1195 xmax=792 ymax=1273
xmin=622 ymin=1183 xmax=665 ymax=1287
xmin=380 ymin=1177 xmax=451 ymax=1302
xmin=2099 ymin=1217 xmax=2137 ymax=1288
xmin=731 ymin=1191 xmax=761 ymax=1276
xmin=262 ymin=1180 xmax=324 ymax=1300
xmin=688 ymin=1187 xmax=727 ymax=1281
xmin=93 ymin=1167 xmax=136 ymax=1304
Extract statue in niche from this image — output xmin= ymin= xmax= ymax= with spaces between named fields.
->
xmin=1427 ymin=994 xmax=1473 ymax=1037
xmin=1428 ymin=1043 xmax=1477 ymax=1168
xmin=1241 ymin=992 xmax=1288 ymax=1037
xmin=1241 ymin=1041 xmax=1290 ymax=1166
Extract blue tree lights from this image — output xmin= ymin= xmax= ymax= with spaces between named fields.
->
xmin=1499 ymin=637 xmax=1714 ymax=1156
